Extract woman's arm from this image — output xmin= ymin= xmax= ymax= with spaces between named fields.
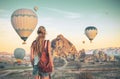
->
xmin=48 ymin=40 xmax=54 ymax=67
xmin=30 ymin=46 xmax=34 ymax=66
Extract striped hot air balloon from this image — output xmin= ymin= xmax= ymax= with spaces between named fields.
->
xmin=85 ymin=26 xmax=98 ymax=43
xmin=11 ymin=8 xmax=38 ymax=44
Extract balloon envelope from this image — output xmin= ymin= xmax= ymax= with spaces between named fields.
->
xmin=85 ymin=26 xmax=98 ymax=42
xmin=82 ymin=41 xmax=85 ymax=44
xmin=34 ymin=6 xmax=38 ymax=12
xmin=14 ymin=48 xmax=25 ymax=59
xmin=11 ymin=8 xmax=38 ymax=44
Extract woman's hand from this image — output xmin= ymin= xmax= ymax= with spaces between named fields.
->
xmin=31 ymin=59 xmax=34 ymax=67
xmin=52 ymin=65 xmax=54 ymax=72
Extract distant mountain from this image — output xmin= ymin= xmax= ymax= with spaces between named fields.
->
xmin=95 ymin=47 xmax=120 ymax=56
xmin=0 ymin=52 xmax=12 ymax=55
xmin=51 ymin=34 xmax=77 ymax=57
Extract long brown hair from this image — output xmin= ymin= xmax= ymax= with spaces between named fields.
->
xmin=31 ymin=26 xmax=46 ymax=55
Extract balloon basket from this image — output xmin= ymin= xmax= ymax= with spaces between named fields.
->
xmin=22 ymin=41 xmax=26 ymax=44
xmin=90 ymin=40 xmax=92 ymax=43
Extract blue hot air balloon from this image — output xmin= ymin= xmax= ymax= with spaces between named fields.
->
xmin=14 ymin=48 xmax=25 ymax=60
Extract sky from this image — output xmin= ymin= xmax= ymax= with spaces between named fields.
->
xmin=0 ymin=0 xmax=120 ymax=54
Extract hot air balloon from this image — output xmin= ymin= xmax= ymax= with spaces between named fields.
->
xmin=85 ymin=26 xmax=98 ymax=43
xmin=14 ymin=48 xmax=25 ymax=64
xmin=11 ymin=8 xmax=38 ymax=44
xmin=82 ymin=41 xmax=85 ymax=44
xmin=34 ymin=6 xmax=38 ymax=12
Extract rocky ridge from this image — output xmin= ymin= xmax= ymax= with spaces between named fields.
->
xmin=51 ymin=34 xmax=77 ymax=57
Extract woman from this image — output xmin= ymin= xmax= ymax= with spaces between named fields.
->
xmin=30 ymin=26 xmax=54 ymax=79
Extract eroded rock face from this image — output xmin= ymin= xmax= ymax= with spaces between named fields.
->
xmin=51 ymin=34 xmax=77 ymax=57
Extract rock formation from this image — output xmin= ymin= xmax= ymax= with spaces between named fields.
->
xmin=51 ymin=34 xmax=77 ymax=57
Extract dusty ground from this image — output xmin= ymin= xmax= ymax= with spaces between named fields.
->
xmin=0 ymin=61 xmax=120 ymax=79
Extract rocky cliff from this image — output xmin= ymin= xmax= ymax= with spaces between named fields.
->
xmin=51 ymin=34 xmax=77 ymax=57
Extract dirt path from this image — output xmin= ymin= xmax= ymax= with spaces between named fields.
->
xmin=0 ymin=68 xmax=32 ymax=77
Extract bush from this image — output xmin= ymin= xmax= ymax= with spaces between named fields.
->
xmin=0 ymin=65 xmax=5 ymax=68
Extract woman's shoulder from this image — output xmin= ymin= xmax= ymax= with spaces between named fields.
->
xmin=45 ymin=40 xmax=51 ymax=44
xmin=45 ymin=39 xmax=50 ymax=42
xmin=31 ymin=40 xmax=37 ymax=46
xmin=32 ymin=40 xmax=36 ymax=44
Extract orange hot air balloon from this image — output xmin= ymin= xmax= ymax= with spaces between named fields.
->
xmin=11 ymin=8 xmax=38 ymax=44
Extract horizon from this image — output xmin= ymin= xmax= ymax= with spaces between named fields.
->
xmin=0 ymin=0 xmax=120 ymax=54
xmin=1 ymin=46 xmax=120 ymax=55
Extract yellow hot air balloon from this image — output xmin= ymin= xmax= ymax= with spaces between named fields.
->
xmin=11 ymin=8 xmax=38 ymax=44
xmin=85 ymin=26 xmax=98 ymax=43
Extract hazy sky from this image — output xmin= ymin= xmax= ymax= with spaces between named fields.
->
xmin=0 ymin=0 xmax=120 ymax=54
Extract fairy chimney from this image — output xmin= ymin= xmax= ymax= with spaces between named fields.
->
xmin=51 ymin=34 xmax=77 ymax=57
